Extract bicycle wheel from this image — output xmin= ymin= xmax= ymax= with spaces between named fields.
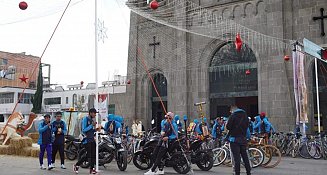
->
xmin=212 ymin=147 xmax=227 ymax=167
xmin=299 ymin=143 xmax=311 ymax=159
xmin=248 ymin=147 xmax=264 ymax=168
xmin=222 ymin=147 xmax=232 ymax=167
xmin=308 ymin=142 xmax=322 ymax=159
xmin=261 ymin=145 xmax=281 ymax=168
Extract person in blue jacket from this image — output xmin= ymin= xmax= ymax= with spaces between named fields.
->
xmin=104 ymin=114 xmax=119 ymax=135
xmin=51 ymin=111 xmax=67 ymax=169
xmin=74 ymin=108 xmax=99 ymax=174
xmin=38 ymin=114 xmax=54 ymax=170
xmin=253 ymin=112 xmax=276 ymax=136
xmin=174 ymin=115 xmax=182 ymax=132
xmin=145 ymin=112 xmax=178 ymax=175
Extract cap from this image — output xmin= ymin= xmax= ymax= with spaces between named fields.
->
xmin=260 ymin=112 xmax=266 ymax=117
xmin=89 ymin=108 xmax=97 ymax=113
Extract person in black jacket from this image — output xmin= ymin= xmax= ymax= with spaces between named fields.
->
xmin=226 ymin=105 xmax=251 ymax=175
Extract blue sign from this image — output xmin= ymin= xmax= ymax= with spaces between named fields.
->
xmin=303 ymin=38 xmax=322 ymax=59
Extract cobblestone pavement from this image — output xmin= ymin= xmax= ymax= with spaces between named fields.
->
xmin=0 ymin=155 xmax=326 ymax=175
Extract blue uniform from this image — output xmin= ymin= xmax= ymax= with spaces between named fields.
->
xmin=38 ymin=120 xmax=53 ymax=145
xmin=51 ymin=120 xmax=67 ymax=144
xmin=174 ymin=115 xmax=182 ymax=132
xmin=253 ymin=116 xmax=275 ymax=134
xmin=161 ymin=120 xmax=178 ymax=140
xmin=212 ymin=120 xmax=223 ymax=139
xmin=81 ymin=116 xmax=95 ymax=144
xmin=104 ymin=114 xmax=120 ymax=134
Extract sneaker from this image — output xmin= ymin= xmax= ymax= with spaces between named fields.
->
xmin=61 ymin=164 xmax=66 ymax=169
xmin=144 ymin=170 xmax=155 ymax=175
xmin=90 ymin=168 xmax=98 ymax=175
xmin=155 ymin=170 xmax=164 ymax=175
xmin=73 ymin=165 xmax=79 ymax=174
xmin=40 ymin=164 xmax=46 ymax=170
xmin=48 ymin=164 xmax=54 ymax=170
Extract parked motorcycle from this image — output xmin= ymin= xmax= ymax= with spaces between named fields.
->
xmin=188 ymin=138 xmax=214 ymax=171
xmin=64 ymin=135 xmax=83 ymax=160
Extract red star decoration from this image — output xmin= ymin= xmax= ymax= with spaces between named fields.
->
xmin=19 ymin=74 xmax=29 ymax=83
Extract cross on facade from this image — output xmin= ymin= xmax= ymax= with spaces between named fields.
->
xmin=149 ymin=36 xmax=160 ymax=59
xmin=313 ymin=8 xmax=327 ymax=36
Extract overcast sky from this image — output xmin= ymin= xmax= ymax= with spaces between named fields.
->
xmin=0 ymin=0 xmax=130 ymax=87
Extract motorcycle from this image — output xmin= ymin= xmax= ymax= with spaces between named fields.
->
xmin=64 ymin=135 xmax=83 ymax=160
xmin=133 ymin=133 xmax=191 ymax=174
xmin=78 ymin=134 xmax=127 ymax=171
xmin=188 ymin=137 xmax=214 ymax=171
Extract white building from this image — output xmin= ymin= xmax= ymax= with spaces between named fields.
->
xmin=42 ymin=81 xmax=127 ymax=116
xmin=0 ymin=87 xmax=35 ymax=122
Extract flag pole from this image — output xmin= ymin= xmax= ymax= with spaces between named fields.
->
xmin=94 ymin=0 xmax=99 ymax=171
xmin=314 ymin=57 xmax=321 ymax=134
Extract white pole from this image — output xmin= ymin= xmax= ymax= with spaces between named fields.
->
xmin=94 ymin=0 xmax=99 ymax=171
xmin=314 ymin=57 xmax=321 ymax=134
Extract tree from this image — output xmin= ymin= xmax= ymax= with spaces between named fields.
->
xmin=31 ymin=64 xmax=43 ymax=113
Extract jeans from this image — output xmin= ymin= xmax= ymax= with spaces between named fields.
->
xmin=230 ymin=142 xmax=251 ymax=175
xmin=52 ymin=143 xmax=65 ymax=165
xmin=39 ymin=144 xmax=52 ymax=166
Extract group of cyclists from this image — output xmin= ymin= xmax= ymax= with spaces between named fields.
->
xmin=38 ymin=107 xmax=276 ymax=175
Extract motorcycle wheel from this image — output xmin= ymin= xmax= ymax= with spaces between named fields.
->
xmin=78 ymin=148 xmax=90 ymax=169
xmin=172 ymin=152 xmax=191 ymax=174
xmin=117 ymin=151 xmax=128 ymax=171
xmin=65 ymin=143 xmax=78 ymax=160
xmin=133 ymin=151 xmax=153 ymax=170
xmin=196 ymin=152 xmax=214 ymax=171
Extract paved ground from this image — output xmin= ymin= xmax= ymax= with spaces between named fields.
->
xmin=0 ymin=155 xmax=326 ymax=175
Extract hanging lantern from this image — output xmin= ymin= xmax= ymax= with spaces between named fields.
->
xmin=235 ymin=33 xmax=242 ymax=52
xmin=127 ymin=80 xmax=131 ymax=85
xmin=150 ymin=0 xmax=159 ymax=10
xmin=284 ymin=55 xmax=290 ymax=61
xmin=245 ymin=69 xmax=251 ymax=75
xmin=80 ymin=81 xmax=84 ymax=85
xmin=19 ymin=1 xmax=28 ymax=10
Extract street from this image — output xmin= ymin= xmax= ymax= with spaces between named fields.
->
xmin=0 ymin=155 xmax=326 ymax=175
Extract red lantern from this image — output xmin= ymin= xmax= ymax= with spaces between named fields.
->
xmin=245 ymin=70 xmax=251 ymax=75
xmin=284 ymin=55 xmax=290 ymax=61
xmin=150 ymin=0 xmax=159 ymax=10
xmin=19 ymin=1 xmax=28 ymax=10
xmin=235 ymin=33 xmax=242 ymax=52
xmin=127 ymin=80 xmax=131 ymax=85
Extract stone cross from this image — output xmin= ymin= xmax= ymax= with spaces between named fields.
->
xmin=149 ymin=36 xmax=160 ymax=59
xmin=313 ymin=8 xmax=327 ymax=36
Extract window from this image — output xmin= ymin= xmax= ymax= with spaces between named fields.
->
xmin=44 ymin=97 xmax=61 ymax=105
xmin=66 ymin=97 xmax=69 ymax=104
xmin=108 ymin=104 xmax=115 ymax=115
xmin=81 ymin=95 xmax=85 ymax=103
xmin=0 ymin=93 xmax=14 ymax=104
xmin=0 ymin=114 xmax=4 ymax=122
xmin=18 ymin=93 xmax=33 ymax=104
xmin=72 ymin=94 xmax=77 ymax=107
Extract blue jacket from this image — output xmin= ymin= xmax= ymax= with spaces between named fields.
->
xmin=104 ymin=114 xmax=121 ymax=134
xmin=81 ymin=116 xmax=95 ymax=144
xmin=161 ymin=120 xmax=178 ymax=140
xmin=51 ymin=120 xmax=67 ymax=144
xmin=212 ymin=120 xmax=223 ymax=139
xmin=174 ymin=115 xmax=182 ymax=131
xmin=38 ymin=120 xmax=53 ymax=145
xmin=253 ymin=116 xmax=276 ymax=134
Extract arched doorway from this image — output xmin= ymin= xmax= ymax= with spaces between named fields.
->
xmin=209 ymin=42 xmax=258 ymax=119
xmin=151 ymin=73 xmax=167 ymax=132
xmin=312 ymin=61 xmax=327 ymax=133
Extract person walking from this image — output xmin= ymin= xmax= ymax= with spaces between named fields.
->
xmin=226 ymin=105 xmax=251 ymax=175
xmin=51 ymin=111 xmax=67 ymax=169
xmin=38 ymin=114 xmax=54 ymax=170
xmin=73 ymin=108 xmax=100 ymax=174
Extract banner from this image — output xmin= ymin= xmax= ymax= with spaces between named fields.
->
xmin=98 ymin=94 xmax=108 ymax=121
xmin=293 ymin=46 xmax=308 ymax=124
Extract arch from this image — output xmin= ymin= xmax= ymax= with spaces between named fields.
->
xmin=232 ymin=5 xmax=242 ymax=19
xmin=255 ymin=0 xmax=265 ymax=15
xmin=222 ymin=8 xmax=230 ymax=20
xmin=244 ymin=2 xmax=255 ymax=18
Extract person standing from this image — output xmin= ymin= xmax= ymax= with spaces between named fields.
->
xmin=132 ymin=120 xmax=138 ymax=136
xmin=38 ymin=114 xmax=54 ymax=170
xmin=226 ymin=105 xmax=251 ymax=175
xmin=51 ymin=111 xmax=67 ymax=169
xmin=73 ymin=108 xmax=99 ymax=174
xmin=137 ymin=120 xmax=143 ymax=137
